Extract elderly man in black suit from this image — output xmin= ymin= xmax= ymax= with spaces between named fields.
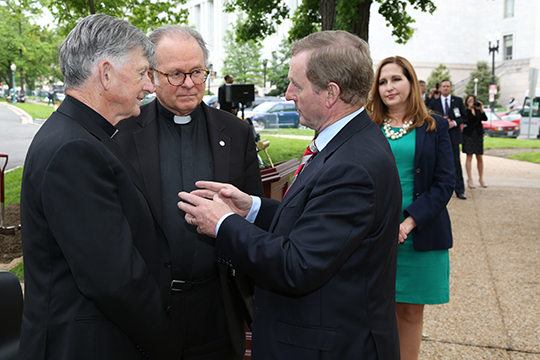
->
xmin=114 ymin=25 xmax=263 ymax=360
xmin=20 ymin=14 xmax=179 ymax=360
xmin=429 ymin=79 xmax=468 ymax=199
xmin=178 ymin=30 xmax=402 ymax=360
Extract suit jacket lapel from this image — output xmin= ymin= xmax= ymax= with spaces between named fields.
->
xmin=57 ymin=97 xmax=158 ymax=217
xmin=131 ymin=102 xmax=164 ymax=223
xmin=130 ymin=102 xmax=232 ymax=224
xmin=414 ymin=122 xmax=427 ymax=169
xmin=273 ymin=111 xmax=368 ymax=230
xmin=203 ymin=103 xmax=232 ymax=183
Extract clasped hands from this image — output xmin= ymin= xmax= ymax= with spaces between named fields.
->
xmin=399 ymin=216 xmax=417 ymax=244
xmin=177 ymin=181 xmax=252 ymax=237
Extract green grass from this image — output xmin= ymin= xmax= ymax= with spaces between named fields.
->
xmin=261 ymin=128 xmax=316 ymax=137
xmin=261 ymin=136 xmax=311 ymax=164
xmin=508 ymin=151 xmax=540 ymax=163
xmin=4 ymin=167 xmax=23 ymax=205
xmin=484 ymin=137 xmax=540 ymax=149
xmin=9 ymin=261 xmax=24 ymax=280
xmin=13 ymin=102 xmax=55 ymax=120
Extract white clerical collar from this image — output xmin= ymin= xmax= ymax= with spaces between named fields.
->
xmin=173 ymin=115 xmax=192 ymax=124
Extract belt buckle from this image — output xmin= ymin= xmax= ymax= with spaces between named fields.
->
xmin=171 ymin=279 xmax=193 ymax=292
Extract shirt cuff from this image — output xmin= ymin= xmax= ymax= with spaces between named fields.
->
xmin=245 ymin=196 xmax=261 ymax=223
xmin=215 ymin=196 xmax=261 ymax=237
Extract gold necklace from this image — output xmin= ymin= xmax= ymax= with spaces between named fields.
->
xmin=383 ymin=118 xmax=413 ymax=140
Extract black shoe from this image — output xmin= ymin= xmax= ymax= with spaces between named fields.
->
xmin=456 ymin=193 xmax=467 ymax=200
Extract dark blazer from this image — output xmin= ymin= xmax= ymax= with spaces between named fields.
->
xmin=463 ymin=108 xmax=487 ymax=136
xmin=218 ymin=84 xmax=236 ymax=112
xmin=114 ymin=99 xmax=263 ymax=357
xmin=403 ymin=115 xmax=455 ymax=251
xmin=216 ymin=111 xmax=402 ymax=360
xmin=429 ymin=95 xmax=467 ymax=145
xmin=20 ymin=96 xmax=179 ymax=360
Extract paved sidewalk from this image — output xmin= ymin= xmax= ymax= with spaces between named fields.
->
xmin=420 ymin=154 xmax=540 ymax=359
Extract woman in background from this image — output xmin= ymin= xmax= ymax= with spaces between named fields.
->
xmin=366 ymin=56 xmax=455 ymax=360
xmin=463 ymin=94 xmax=488 ymax=188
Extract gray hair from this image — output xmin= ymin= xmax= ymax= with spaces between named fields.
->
xmin=148 ymin=25 xmax=209 ymax=69
xmin=59 ymin=14 xmax=154 ymax=91
xmin=291 ymin=30 xmax=373 ymax=107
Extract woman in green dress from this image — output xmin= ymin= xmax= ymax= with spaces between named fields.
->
xmin=366 ymin=56 xmax=455 ymax=360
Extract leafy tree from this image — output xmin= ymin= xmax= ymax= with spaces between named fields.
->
xmin=464 ymin=61 xmax=500 ymax=105
xmin=225 ymin=0 xmax=436 ymax=44
xmin=426 ymin=64 xmax=451 ymax=93
xmin=266 ymin=39 xmax=291 ymax=97
xmin=0 ymin=1 xmax=61 ymax=92
xmin=221 ymin=27 xmax=264 ymax=86
xmin=47 ymin=0 xmax=189 ymax=35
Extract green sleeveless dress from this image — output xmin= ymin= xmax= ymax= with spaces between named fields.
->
xmin=386 ymin=127 xmax=450 ymax=305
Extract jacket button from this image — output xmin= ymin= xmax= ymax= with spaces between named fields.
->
xmin=164 ymin=261 xmax=172 ymax=268
xmin=416 ymin=168 xmax=421 ymax=173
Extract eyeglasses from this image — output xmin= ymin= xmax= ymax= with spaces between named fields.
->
xmin=151 ymin=68 xmax=209 ymax=86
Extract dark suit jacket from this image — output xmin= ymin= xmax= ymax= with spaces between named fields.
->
xmin=20 ymin=96 xmax=178 ymax=360
xmin=216 ymin=111 xmax=402 ymax=360
xmin=114 ymin=99 xmax=263 ymax=357
xmin=463 ymin=108 xmax=487 ymax=136
xmin=218 ymin=84 xmax=236 ymax=112
xmin=403 ymin=115 xmax=455 ymax=251
xmin=429 ymin=95 xmax=467 ymax=145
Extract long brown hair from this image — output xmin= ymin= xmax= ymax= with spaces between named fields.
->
xmin=464 ymin=94 xmax=476 ymax=110
xmin=366 ymin=56 xmax=436 ymax=132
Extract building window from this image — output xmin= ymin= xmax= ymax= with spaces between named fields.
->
xmin=503 ymin=35 xmax=513 ymax=60
xmin=504 ymin=0 xmax=514 ymax=18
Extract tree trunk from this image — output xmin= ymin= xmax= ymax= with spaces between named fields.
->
xmin=319 ymin=0 xmax=336 ymax=30
xmin=88 ymin=0 xmax=96 ymax=14
xmin=351 ymin=0 xmax=372 ymax=42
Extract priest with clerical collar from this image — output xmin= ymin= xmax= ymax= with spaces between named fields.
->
xmin=114 ymin=25 xmax=263 ymax=360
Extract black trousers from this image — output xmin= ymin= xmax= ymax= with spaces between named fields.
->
xmin=452 ymin=143 xmax=465 ymax=195
xmin=168 ymin=277 xmax=235 ymax=360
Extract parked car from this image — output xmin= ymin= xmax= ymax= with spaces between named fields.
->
xmin=141 ymin=93 xmax=156 ymax=105
xmin=242 ymin=96 xmax=282 ymax=110
xmin=483 ymin=110 xmax=520 ymax=138
xmin=54 ymin=90 xmax=65 ymax=102
xmin=501 ymin=107 xmax=524 ymax=125
xmin=6 ymin=92 xmax=26 ymax=103
xmin=243 ymin=101 xmax=300 ymax=130
xmin=203 ymin=95 xmax=219 ymax=108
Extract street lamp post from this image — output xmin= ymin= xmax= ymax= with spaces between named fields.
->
xmin=262 ymin=59 xmax=268 ymax=93
xmin=474 ymin=78 xmax=478 ymax=96
xmin=487 ymin=33 xmax=500 ymax=112
xmin=207 ymin=63 xmax=213 ymax=95
xmin=10 ymin=63 xmax=16 ymax=105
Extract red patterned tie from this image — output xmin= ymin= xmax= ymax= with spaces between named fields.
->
xmin=285 ymin=140 xmax=318 ymax=196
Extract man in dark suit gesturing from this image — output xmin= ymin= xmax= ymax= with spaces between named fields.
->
xmin=20 ymin=14 xmax=179 ymax=360
xmin=114 ymin=26 xmax=262 ymax=360
xmin=178 ymin=31 xmax=402 ymax=360
xmin=429 ymin=79 xmax=468 ymax=199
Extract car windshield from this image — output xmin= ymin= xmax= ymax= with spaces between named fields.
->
xmin=486 ymin=111 xmax=502 ymax=121
xmin=253 ymin=102 xmax=277 ymax=112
